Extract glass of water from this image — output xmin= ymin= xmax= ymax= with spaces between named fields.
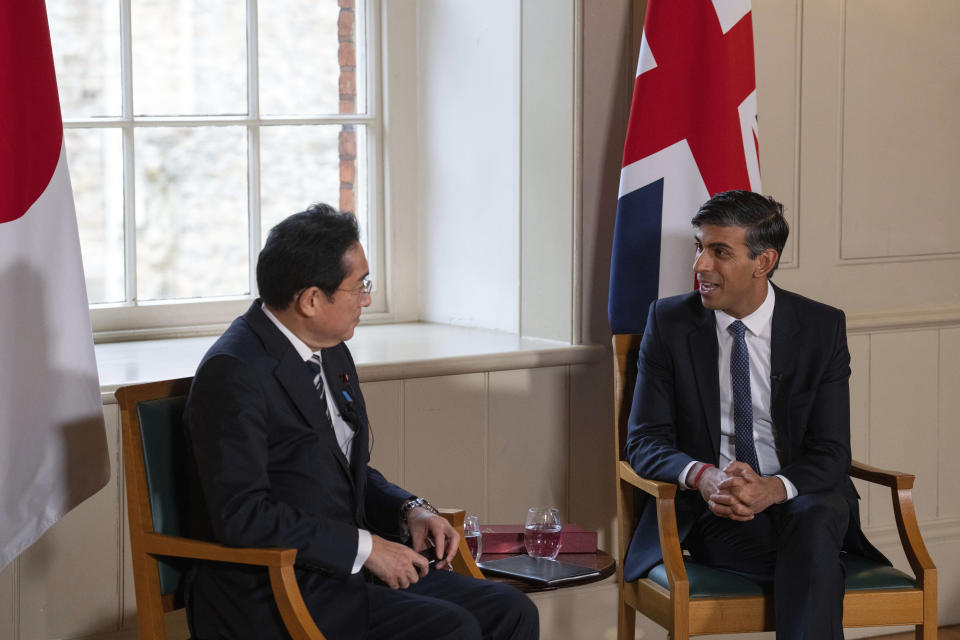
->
xmin=524 ymin=507 xmax=562 ymax=560
xmin=464 ymin=515 xmax=482 ymax=561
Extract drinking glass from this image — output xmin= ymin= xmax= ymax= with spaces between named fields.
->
xmin=524 ymin=507 xmax=562 ymax=560
xmin=463 ymin=515 xmax=482 ymax=562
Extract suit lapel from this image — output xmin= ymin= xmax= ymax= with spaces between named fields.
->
xmin=244 ymin=302 xmax=354 ymax=483
xmin=688 ymin=301 xmax=721 ymax=462
xmin=770 ymin=285 xmax=800 ymax=461
xmin=322 ymin=346 xmax=369 ymax=493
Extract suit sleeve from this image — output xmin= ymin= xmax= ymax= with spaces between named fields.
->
xmin=363 ymin=469 xmax=414 ymax=537
xmin=624 ymin=301 xmax=698 ymax=482
xmin=778 ymin=311 xmax=852 ymax=494
xmin=186 ymin=354 xmax=360 ymax=576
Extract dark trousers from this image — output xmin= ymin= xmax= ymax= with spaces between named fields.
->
xmin=684 ymin=490 xmax=849 ymax=640
xmin=186 ymin=563 xmax=538 ymax=640
xmin=366 ymin=568 xmax=539 ymax=640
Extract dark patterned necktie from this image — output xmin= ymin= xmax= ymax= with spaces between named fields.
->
xmin=729 ymin=320 xmax=760 ymax=472
xmin=306 ymin=355 xmax=331 ymax=422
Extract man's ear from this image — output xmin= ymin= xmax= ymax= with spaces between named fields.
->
xmin=295 ymin=287 xmax=321 ymax=317
xmin=754 ymin=249 xmax=779 ymax=278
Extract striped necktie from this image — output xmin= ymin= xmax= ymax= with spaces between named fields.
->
xmin=306 ymin=355 xmax=331 ymax=422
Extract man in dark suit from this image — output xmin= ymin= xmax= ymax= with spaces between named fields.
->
xmin=183 ymin=203 xmax=538 ymax=639
xmin=622 ymin=191 xmax=887 ymax=639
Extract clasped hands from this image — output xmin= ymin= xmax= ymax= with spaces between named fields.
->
xmin=695 ymin=461 xmax=787 ymax=521
xmin=363 ymin=507 xmax=460 ymax=589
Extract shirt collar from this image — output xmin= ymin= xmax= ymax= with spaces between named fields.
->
xmin=261 ymin=302 xmax=322 ymax=363
xmin=714 ymin=280 xmax=775 ymax=337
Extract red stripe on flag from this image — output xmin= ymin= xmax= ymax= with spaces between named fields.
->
xmin=621 ymin=0 xmax=756 ymax=196
xmin=0 ymin=1 xmax=64 ymax=224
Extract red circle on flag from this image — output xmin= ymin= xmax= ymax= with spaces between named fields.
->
xmin=0 ymin=2 xmax=65 ymax=224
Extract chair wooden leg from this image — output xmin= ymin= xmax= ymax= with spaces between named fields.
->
xmin=617 ymin=595 xmax=635 ymax=640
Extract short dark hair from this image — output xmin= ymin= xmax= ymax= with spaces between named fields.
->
xmin=256 ymin=203 xmax=360 ymax=309
xmin=691 ymin=190 xmax=789 ymax=277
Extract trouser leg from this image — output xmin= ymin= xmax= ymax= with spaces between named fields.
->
xmin=366 ymin=569 xmax=539 ymax=640
xmin=685 ymin=490 xmax=849 ymax=640
xmin=772 ymin=491 xmax=848 ymax=640
xmin=684 ymin=508 xmax=778 ymax=581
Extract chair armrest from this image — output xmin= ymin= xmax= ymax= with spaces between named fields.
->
xmin=849 ymin=459 xmax=914 ymax=489
xmin=438 ymin=508 xmax=485 ymax=579
xmin=848 ymin=461 xmax=936 ymax=589
xmin=142 ymin=533 xmax=326 ymax=639
xmin=616 ymin=462 xmax=688 ymax=596
xmin=618 ymin=461 xmax=678 ymax=500
xmin=142 ymin=532 xmax=299 ymax=567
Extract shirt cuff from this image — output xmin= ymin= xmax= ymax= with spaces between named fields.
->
xmin=352 ymin=529 xmax=372 ymax=574
xmin=679 ymin=460 xmax=700 ymax=489
xmin=775 ymin=474 xmax=798 ymax=501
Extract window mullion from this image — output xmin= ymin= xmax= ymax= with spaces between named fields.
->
xmin=247 ymin=0 xmax=261 ymax=297
xmin=120 ymin=0 xmax=137 ymax=304
xmin=366 ymin=0 xmax=386 ymax=312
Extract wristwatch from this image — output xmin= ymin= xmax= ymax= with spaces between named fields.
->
xmin=399 ymin=496 xmax=438 ymax=534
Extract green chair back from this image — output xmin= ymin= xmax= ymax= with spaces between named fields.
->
xmin=136 ymin=396 xmax=189 ymax=596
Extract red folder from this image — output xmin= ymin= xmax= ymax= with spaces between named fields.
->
xmin=479 ymin=523 xmax=598 ymax=554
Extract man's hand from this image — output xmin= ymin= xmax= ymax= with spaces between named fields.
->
xmin=689 ymin=463 xmax=728 ymax=505
xmin=363 ymin=535 xmax=430 ymax=589
xmin=710 ymin=462 xmax=787 ymax=521
xmin=407 ymin=507 xmax=459 ymax=569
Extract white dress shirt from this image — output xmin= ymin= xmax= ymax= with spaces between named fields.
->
xmin=680 ymin=282 xmax=798 ymax=500
xmin=262 ymin=304 xmax=372 ymax=572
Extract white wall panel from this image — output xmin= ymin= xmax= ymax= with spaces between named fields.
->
xmin=569 ymin=361 xmax=616 ymax=551
xmin=752 ymin=0 xmax=800 ymax=268
xmin=488 ymin=367 xmax=568 ymax=523
xmin=361 ymin=380 xmax=404 ymax=484
xmin=402 ymin=374 xmax=488 ymax=517
xmin=867 ymin=331 xmax=939 ymax=528
xmin=840 ymin=1 xmax=960 ymax=261
xmin=939 ymin=328 xmax=960 ymax=520
xmin=530 ymin=579 xmax=617 ymax=639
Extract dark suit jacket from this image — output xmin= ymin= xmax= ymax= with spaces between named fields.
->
xmin=621 ymin=285 xmax=886 ymax=582
xmin=183 ymin=301 xmax=413 ymax=639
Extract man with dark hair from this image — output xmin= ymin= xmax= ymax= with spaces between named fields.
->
xmin=184 ymin=203 xmax=538 ymax=639
xmin=621 ymin=190 xmax=887 ymax=638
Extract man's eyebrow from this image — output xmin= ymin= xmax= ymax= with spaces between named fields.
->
xmin=704 ymin=240 xmax=734 ymax=250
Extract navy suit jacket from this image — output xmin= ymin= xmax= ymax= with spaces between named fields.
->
xmin=183 ymin=301 xmax=413 ymax=638
xmin=622 ymin=285 xmax=886 ymax=582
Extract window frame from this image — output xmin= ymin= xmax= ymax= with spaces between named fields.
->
xmin=58 ymin=0 xmax=391 ymax=340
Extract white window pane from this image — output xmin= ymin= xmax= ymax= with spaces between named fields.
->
xmin=48 ymin=0 xmax=121 ymax=118
xmin=260 ymin=125 xmax=368 ymax=252
xmin=66 ymin=128 xmax=125 ymax=303
xmin=259 ymin=0 xmax=366 ymax=115
xmin=132 ymin=0 xmax=246 ymax=116
xmin=135 ymin=127 xmax=248 ymax=300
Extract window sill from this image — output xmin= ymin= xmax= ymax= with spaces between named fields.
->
xmin=96 ymin=322 xmax=605 ymax=404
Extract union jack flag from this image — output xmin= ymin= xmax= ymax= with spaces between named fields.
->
xmin=608 ymin=0 xmax=762 ymax=334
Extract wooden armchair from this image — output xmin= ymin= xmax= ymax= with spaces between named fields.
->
xmin=117 ymin=378 xmax=483 ymax=640
xmin=612 ymin=334 xmax=937 ymax=640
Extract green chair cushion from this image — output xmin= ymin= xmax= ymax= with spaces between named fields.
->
xmin=646 ymin=553 xmax=915 ymax=598
xmin=842 ymin=554 xmax=915 ymax=591
xmin=137 ymin=396 xmax=189 ymax=596
xmin=648 ymin=560 xmax=767 ymax=597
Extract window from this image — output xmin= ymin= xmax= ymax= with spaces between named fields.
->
xmin=48 ymin=0 xmax=384 ymax=337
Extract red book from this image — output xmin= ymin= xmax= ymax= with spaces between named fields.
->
xmin=479 ymin=523 xmax=597 ymax=554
